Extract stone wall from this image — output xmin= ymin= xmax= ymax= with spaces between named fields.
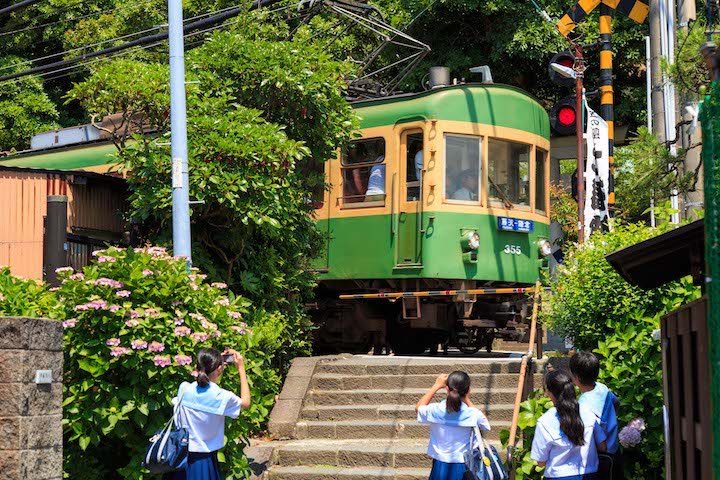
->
xmin=0 ymin=317 xmax=63 ymax=480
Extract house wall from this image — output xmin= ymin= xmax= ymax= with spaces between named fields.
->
xmin=0 ymin=170 xmax=126 ymax=279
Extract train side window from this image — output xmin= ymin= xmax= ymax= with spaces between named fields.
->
xmin=406 ymin=133 xmax=424 ymax=201
xmin=488 ymin=139 xmax=530 ymax=207
xmin=341 ymin=138 xmax=386 ymax=206
xmin=445 ymin=134 xmax=481 ymax=202
xmin=535 ymin=149 xmax=548 ymax=213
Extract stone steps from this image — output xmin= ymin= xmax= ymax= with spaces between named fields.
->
xmin=306 ymin=387 xmax=519 ymax=406
xmin=301 ymin=403 xmax=516 ymax=422
xmin=294 ymin=419 xmax=511 ymax=440
xmin=265 ymin=355 xmax=545 ymax=480
xmin=267 ymin=465 xmax=430 ymax=480
xmin=310 ymin=373 xmax=540 ymax=390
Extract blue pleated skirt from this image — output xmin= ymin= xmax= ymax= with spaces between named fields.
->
xmin=163 ymin=452 xmax=223 ymax=480
xmin=428 ymin=459 xmax=466 ymax=480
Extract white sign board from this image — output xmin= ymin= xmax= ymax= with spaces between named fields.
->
xmin=35 ymin=370 xmax=52 ymax=384
xmin=584 ymin=105 xmax=610 ymax=238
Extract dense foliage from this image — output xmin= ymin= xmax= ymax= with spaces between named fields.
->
xmin=55 ymin=247 xmax=286 ymax=479
xmin=546 ymin=222 xmax=688 ymax=350
xmin=0 ymin=266 xmax=54 ymax=316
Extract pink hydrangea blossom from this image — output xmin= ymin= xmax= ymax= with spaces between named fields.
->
xmin=75 ymin=299 xmax=108 ymax=311
xmin=191 ymin=332 xmax=209 ymax=342
xmin=189 ymin=313 xmax=205 ymax=321
xmin=62 ymin=319 xmax=77 ymax=328
xmin=211 ymin=282 xmax=227 ymax=289
xmin=153 ymin=355 xmax=171 ymax=367
xmin=94 ymin=277 xmax=124 ymax=289
xmin=212 ymin=330 xmax=221 ymax=338
xmin=174 ymin=317 xmax=185 ymax=325
xmin=130 ymin=310 xmax=141 ymax=319
xmin=97 ymin=256 xmax=116 ymax=263
xmin=125 ymin=319 xmax=140 ymax=327
xmin=55 ymin=266 xmax=73 ymax=274
xmin=189 ymin=283 xmax=199 ymax=291
xmin=190 ymin=370 xmax=199 ymax=377
xmin=69 ymin=272 xmax=85 ymax=281
xmin=116 ymin=290 xmax=131 ymax=298
xmin=228 ymin=311 xmax=242 ymax=319
xmin=92 ymin=249 xmax=105 ymax=257
xmin=144 ymin=308 xmax=160 ymax=318
xmin=106 ymin=338 xmax=121 ymax=347
xmin=109 ymin=305 xmax=121 ymax=313
xmin=231 ymin=325 xmax=247 ymax=334
xmin=147 ymin=246 xmax=167 ymax=257
xmin=214 ymin=297 xmax=230 ymax=306
xmin=131 ymin=339 xmax=148 ymax=350
xmin=142 ymin=269 xmax=154 ymax=276
xmin=110 ymin=346 xmax=130 ymax=357
xmin=174 ymin=354 xmax=193 ymax=366
xmin=174 ymin=326 xmax=191 ymax=337
xmin=148 ymin=341 xmax=165 ymax=352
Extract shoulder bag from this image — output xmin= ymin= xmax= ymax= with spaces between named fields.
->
xmin=464 ymin=425 xmax=509 ymax=480
xmin=141 ymin=387 xmax=189 ymax=474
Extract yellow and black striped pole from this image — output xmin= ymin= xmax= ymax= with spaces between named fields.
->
xmin=599 ymin=3 xmax=615 ymax=211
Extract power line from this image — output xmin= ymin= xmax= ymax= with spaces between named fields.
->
xmin=0 ymin=0 xmax=42 ymax=18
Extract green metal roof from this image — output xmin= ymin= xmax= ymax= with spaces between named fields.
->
xmin=353 ymin=84 xmax=550 ymax=138
xmin=0 ymin=143 xmax=118 ymax=171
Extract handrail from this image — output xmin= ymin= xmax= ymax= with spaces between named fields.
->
xmin=507 ymin=280 xmax=542 ymax=470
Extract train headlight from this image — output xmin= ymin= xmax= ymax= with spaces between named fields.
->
xmin=538 ymin=239 xmax=552 ymax=257
xmin=460 ymin=230 xmax=480 ymax=252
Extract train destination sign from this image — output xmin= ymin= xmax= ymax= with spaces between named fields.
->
xmin=497 ymin=217 xmax=534 ymax=233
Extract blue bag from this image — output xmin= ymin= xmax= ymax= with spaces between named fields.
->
xmin=142 ymin=388 xmax=189 ymax=474
xmin=464 ymin=426 xmax=509 ymax=480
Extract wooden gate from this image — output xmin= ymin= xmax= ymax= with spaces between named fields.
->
xmin=661 ymin=297 xmax=712 ymax=480
xmin=66 ymin=234 xmax=108 ymax=272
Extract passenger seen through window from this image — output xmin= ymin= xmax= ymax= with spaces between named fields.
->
xmin=342 ymin=138 xmax=386 ymax=204
xmin=445 ymin=134 xmax=481 ymax=202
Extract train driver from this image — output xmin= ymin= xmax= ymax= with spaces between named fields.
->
xmin=453 ymin=169 xmax=478 ymax=201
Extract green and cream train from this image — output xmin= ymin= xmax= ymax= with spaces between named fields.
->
xmin=312 ymin=81 xmax=551 ymax=354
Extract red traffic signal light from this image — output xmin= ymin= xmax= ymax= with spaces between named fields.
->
xmin=550 ymin=96 xmax=577 ymax=136
xmin=549 ymin=51 xmax=576 ymax=87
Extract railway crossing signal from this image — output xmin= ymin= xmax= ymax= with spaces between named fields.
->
xmin=550 ymin=96 xmax=578 ymax=136
xmin=548 ymin=51 xmax=576 ymax=87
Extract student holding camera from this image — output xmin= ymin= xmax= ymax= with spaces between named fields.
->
xmin=164 ymin=348 xmax=250 ymax=480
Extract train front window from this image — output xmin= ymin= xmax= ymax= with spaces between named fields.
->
xmin=488 ymin=139 xmax=530 ymax=207
xmin=535 ymin=149 xmax=548 ymax=213
xmin=445 ymin=134 xmax=481 ymax=202
xmin=341 ymin=138 xmax=386 ymax=206
xmin=406 ymin=133 xmax=424 ymax=201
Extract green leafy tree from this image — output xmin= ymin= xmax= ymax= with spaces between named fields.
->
xmin=0 ymin=57 xmax=58 ymax=151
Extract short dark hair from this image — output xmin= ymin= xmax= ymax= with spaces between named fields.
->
xmin=569 ymin=351 xmax=600 ymax=385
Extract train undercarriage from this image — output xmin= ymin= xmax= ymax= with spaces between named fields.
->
xmin=311 ymin=279 xmax=533 ymax=355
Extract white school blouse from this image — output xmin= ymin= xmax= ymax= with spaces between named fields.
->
xmin=530 ymin=405 xmax=607 ymax=479
xmin=172 ymin=381 xmax=243 ymax=452
xmin=417 ymin=401 xmax=491 ymax=463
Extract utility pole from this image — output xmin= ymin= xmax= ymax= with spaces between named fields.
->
xmin=168 ymin=0 xmax=192 ymax=263
xmin=598 ymin=3 xmax=615 ymax=213
xmin=650 ymin=0 xmax=667 ymax=139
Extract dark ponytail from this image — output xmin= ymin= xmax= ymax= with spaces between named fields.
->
xmin=446 ymin=371 xmax=471 ymax=413
xmin=545 ymin=370 xmax=585 ymax=446
xmin=196 ymin=348 xmax=222 ymax=387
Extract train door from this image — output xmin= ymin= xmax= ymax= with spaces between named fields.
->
xmin=395 ymin=129 xmax=424 ymax=266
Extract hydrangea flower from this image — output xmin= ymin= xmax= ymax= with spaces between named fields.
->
xmin=174 ymin=354 xmax=193 ymax=366
xmin=94 ymin=278 xmax=123 ymax=289
xmin=131 ymin=339 xmax=148 ymax=350
xmin=228 ymin=311 xmax=242 ymax=319
xmin=125 ymin=319 xmax=140 ymax=328
xmin=69 ymin=273 xmax=85 ymax=281
xmin=174 ymin=317 xmax=185 ymax=325
xmin=211 ymin=282 xmax=227 ymax=289
xmin=109 ymin=305 xmax=122 ymax=313
xmin=130 ymin=310 xmax=141 ymax=319
xmin=189 ymin=313 xmax=206 ymax=321
xmin=174 ymin=326 xmax=191 ymax=337
xmin=191 ymin=332 xmax=209 ymax=342
xmin=116 ymin=290 xmax=131 ymax=298
xmin=55 ymin=266 xmax=73 ymax=274
xmin=106 ymin=338 xmax=121 ymax=347
xmin=190 ymin=370 xmax=199 ymax=378
xmin=153 ymin=355 xmax=171 ymax=367
xmin=148 ymin=341 xmax=165 ymax=352
xmin=145 ymin=308 xmax=160 ymax=318
xmin=619 ymin=417 xmax=646 ymax=448
xmin=110 ymin=346 xmax=130 ymax=357
xmin=214 ymin=297 xmax=230 ymax=307
xmin=97 ymin=256 xmax=116 ymax=263
xmin=75 ymin=300 xmax=108 ymax=311
xmin=92 ymin=250 xmax=106 ymax=257
xmin=62 ymin=319 xmax=77 ymax=328
xmin=142 ymin=269 xmax=154 ymax=276
xmin=147 ymin=247 xmax=167 ymax=257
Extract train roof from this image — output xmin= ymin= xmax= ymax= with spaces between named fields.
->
xmin=351 ymin=83 xmax=550 ymax=138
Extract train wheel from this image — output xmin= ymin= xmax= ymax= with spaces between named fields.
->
xmin=457 ymin=327 xmax=481 ymax=355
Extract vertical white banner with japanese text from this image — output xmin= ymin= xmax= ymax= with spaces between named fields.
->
xmin=584 ymin=105 xmax=610 ymax=238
